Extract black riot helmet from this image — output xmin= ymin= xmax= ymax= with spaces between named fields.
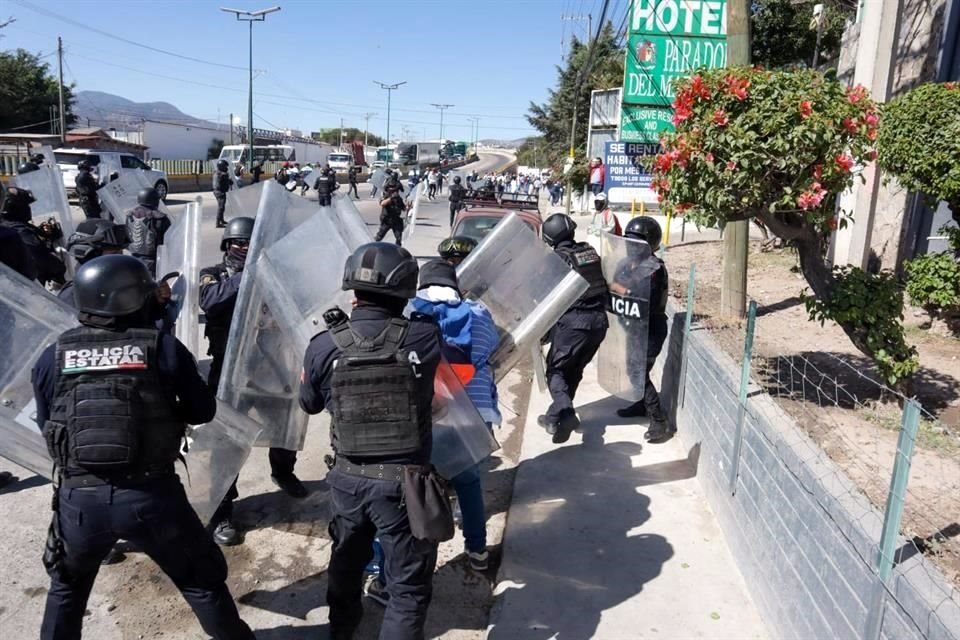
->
xmin=67 ymin=219 xmax=130 ymax=264
xmin=342 ymin=242 xmax=419 ymax=300
xmin=137 ymin=187 xmax=161 ymax=209
xmin=77 ymin=159 xmax=95 ymax=171
xmin=437 ymin=236 xmax=477 ymax=262
xmin=73 ymin=255 xmax=158 ymax=317
xmin=623 ymin=216 xmax=662 ymax=251
xmin=1 ymin=186 xmax=36 ymax=223
xmin=217 ymin=159 xmax=229 ymax=172
xmin=220 ymin=216 xmax=255 ymax=251
xmin=541 ymin=213 xmax=577 ymax=246
xmin=17 ymin=161 xmax=40 ymax=175
xmin=453 ymin=176 xmax=461 ymax=184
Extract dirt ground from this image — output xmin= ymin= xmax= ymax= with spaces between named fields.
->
xmin=663 ymin=239 xmax=960 ymax=587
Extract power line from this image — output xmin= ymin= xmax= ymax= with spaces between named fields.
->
xmin=13 ymin=0 xmax=255 ymax=72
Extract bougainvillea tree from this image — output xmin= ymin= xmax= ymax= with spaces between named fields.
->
xmin=651 ymin=67 xmax=918 ymax=384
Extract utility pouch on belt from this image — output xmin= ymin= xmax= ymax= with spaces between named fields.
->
xmin=402 ymin=464 xmax=454 ymax=543
xmin=65 ymin=380 xmax=143 ymax=470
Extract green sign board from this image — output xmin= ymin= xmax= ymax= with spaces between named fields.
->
xmin=620 ymin=106 xmax=673 ymax=143
xmin=620 ymin=0 xmax=729 ymax=140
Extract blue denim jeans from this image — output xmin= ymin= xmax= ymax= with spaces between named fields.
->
xmin=451 ymin=463 xmax=486 ymax=553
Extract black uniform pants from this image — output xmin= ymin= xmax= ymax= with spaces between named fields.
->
xmin=449 ymin=201 xmax=462 ymax=227
xmin=214 ymin=192 xmax=227 ymax=223
xmin=627 ymin=329 xmax=667 ymax=421
xmin=545 ymin=318 xmax=608 ymax=421
xmin=79 ymin=198 xmax=101 ymax=220
xmin=375 ymin=216 xmax=404 ymax=246
xmin=427 ymin=184 xmax=437 ymax=199
xmin=318 ymin=194 xmax=332 ymax=207
xmin=326 ymin=469 xmax=437 ymax=640
xmin=348 ymin=182 xmax=359 ymax=199
xmin=41 ymin=476 xmax=253 ymax=640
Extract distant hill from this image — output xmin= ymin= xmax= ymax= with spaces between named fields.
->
xmin=480 ymin=137 xmax=528 ymax=149
xmin=73 ymin=91 xmax=214 ymax=129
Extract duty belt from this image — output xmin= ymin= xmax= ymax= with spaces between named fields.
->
xmin=60 ymin=468 xmax=174 ymax=489
xmin=335 ymin=459 xmax=405 ymax=482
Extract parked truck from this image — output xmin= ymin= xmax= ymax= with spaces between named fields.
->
xmin=395 ymin=142 xmax=441 ymax=170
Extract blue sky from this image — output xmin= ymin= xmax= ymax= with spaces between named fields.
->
xmin=2 ymin=0 xmax=626 ymax=142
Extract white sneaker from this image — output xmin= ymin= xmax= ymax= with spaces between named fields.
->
xmin=363 ymin=575 xmax=389 ymax=607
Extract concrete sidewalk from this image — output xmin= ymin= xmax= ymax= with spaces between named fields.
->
xmin=486 ymin=355 xmax=769 ymax=638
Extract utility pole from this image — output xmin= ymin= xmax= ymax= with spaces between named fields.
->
xmin=811 ymin=4 xmax=826 ymax=68
xmin=339 ymin=117 xmax=345 ymax=148
xmin=229 ymin=112 xmax=234 ymax=145
xmin=374 ymin=80 xmax=406 ymax=145
xmin=467 ymin=117 xmax=479 ymax=155
xmin=720 ymin=0 xmax=751 ymax=319
xmin=561 ymin=13 xmax=592 ymax=52
xmin=221 ymin=6 xmax=281 ymax=169
xmin=57 ymin=36 xmax=65 ymax=143
xmin=363 ymin=112 xmax=376 ymax=146
xmin=431 ymin=103 xmax=453 ymax=143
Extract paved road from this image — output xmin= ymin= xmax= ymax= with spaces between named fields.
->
xmin=0 ymin=152 xmax=522 ymax=639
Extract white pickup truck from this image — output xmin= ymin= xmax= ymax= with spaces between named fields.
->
xmin=55 ymin=148 xmax=170 ymax=201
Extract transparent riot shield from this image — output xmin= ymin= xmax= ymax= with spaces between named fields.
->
xmin=13 ymin=158 xmax=76 ymax=259
xmin=596 ymin=232 xmax=655 ymax=400
xmin=218 ymin=181 xmax=318 ymax=450
xmin=156 ymin=196 xmax=203 ymax=357
xmin=431 ymin=361 xmax=500 ymax=480
xmin=97 ymin=172 xmax=145 ymax=222
xmin=332 ymin=194 xmax=373 ymax=249
xmin=456 ymin=213 xmax=588 ymax=380
xmin=255 ymin=209 xmax=363 ymax=357
xmin=369 ymin=169 xmax=387 ymax=192
xmin=225 ymin=180 xmax=266 ymax=219
xmin=97 ymin=155 xmax=122 ymax=187
xmin=0 ymin=263 xmax=77 ymax=477
xmin=181 ymin=399 xmax=262 ymax=524
xmin=403 ymin=181 xmax=426 ymax=241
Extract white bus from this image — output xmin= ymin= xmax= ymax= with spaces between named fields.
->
xmin=218 ymin=144 xmax=294 ymax=166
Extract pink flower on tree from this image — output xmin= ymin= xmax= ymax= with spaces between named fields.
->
xmin=799 ymin=100 xmax=813 ymax=119
xmin=712 ymin=109 xmax=730 ymax=126
xmin=725 ymin=160 xmax=737 ymax=171
xmin=847 ymin=85 xmax=869 ymax=104
xmin=842 ymin=117 xmax=859 ymax=134
xmin=834 ymin=153 xmax=855 ymax=173
xmin=704 ymin=152 xmax=715 ymax=163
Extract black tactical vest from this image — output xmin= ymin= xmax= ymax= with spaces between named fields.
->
xmin=48 ymin=327 xmax=186 ymax=478
xmin=556 ymin=242 xmax=608 ymax=303
xmin=126 ymin=206 xmax=159 ymax=257
xmin=328 ymin=318 xmax=427 ymax=457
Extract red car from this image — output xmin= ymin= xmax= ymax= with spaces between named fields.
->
xmin=451 ymin=191 xmax=542 ymax=243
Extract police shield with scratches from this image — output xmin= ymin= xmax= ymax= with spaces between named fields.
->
xmin=599 ymin=217 xmax=674 ymax=443
xmin=300 ymin=243 xmax=447 ymax=640
xmin=30 ymin=255 xmax=254 ymax=640
xmin=537 ymin=213 xmax=609 ymax=443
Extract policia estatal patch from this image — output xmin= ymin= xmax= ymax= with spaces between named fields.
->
xmin=62 ymin=345 xmax=148 ymax=374
xmin=608 ymin=293 xmax=645 ymax=319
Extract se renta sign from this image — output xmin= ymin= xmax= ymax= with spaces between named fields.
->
xmin=603 ymin=140 xmax=659 ymax=205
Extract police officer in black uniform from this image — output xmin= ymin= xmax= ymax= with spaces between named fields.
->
xmin=126 ymin=187 xmax=171 ymax=277
xmin=300 ymin=242 xmax=442 ymax=640
xmin=347 ymin=166 xmax=360 ymax=200
xmin=448 ymin=175 xmax=467 ymax=227
xmin=199 ymin=218 xmax=307 ymax=546
xmin=74 ymin=159 xmax=103 ymax=220
xmin=314 ymin=164 xmax=337 ymax=207
xmin=611 ymin=217 xmax=674 ymax=443
xmin=58 ymin=219 xmax=131 ymax=306
xmin=0 ymin=186 xmax=66 ymax=287
xmin=374 ymin=178 xmax=407 ymax=247
xmin=537 ymin=213 xmax=609 ymax=444
xmin=31 ymin=255 xmax=254 ymax=640
xmin=212 ymin=159 xmax=232 ymax=228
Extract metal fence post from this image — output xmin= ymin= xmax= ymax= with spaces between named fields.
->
xmin=864 ymin=398 xmax=922 ymax=640
xmin=678 ymin=265 xmax=696 ymax=409
xmin=728 ymin=300 xmax=757 ymax=495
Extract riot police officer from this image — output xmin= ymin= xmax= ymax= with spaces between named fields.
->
xmin=0 ymin=186 xmax=66 ymax=286
xmin=347 ymin=166 xmax=360 ymax=200
xmin=374 ymin=181 xmax=407 ymax=246
xmin=58 ymin=219 xmax=131 ymax=306
xmin=17 ymin=153 xmax=45 ymax=174
xmin=74 ymin=159 xmax=103 ymax=220
xmin=314 ymin=164 xmax=337 ymax=207
xmin=611 ymin=217 xmax=674 ymax=443
xmin=126 ymin=187 xmax=171 ymax=276
xmin=448 ymin=175 xmax=467 ymax=227
xmin=200 ymin=218 xmax=307 ymax=546
xmin=538 ymin=213 xmax=609 ymax=444
xmin=212 ymin=159 xmax=232 ymax=228
xmin=31 ymin=255 xmax=254 ymax=640
xmin=300 ymin=242 xmax=443 ymax=640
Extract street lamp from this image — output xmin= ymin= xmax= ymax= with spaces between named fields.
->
xmin=431 ymin=103 xmax=454 ymax=143
xmin=221 ymin=5 xmax=281 ymax=169
xmin=467 ymin=117 xmax=479 ymax=156
xmin=373 ymin=80 xmax=406 ymax=145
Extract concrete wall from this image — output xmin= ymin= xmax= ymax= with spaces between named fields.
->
xmin=651 ymin=300 xmax=960 ymax=639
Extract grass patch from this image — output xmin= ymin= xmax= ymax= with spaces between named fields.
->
xmin=861 ymin=406 xmax=960 ymax=455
